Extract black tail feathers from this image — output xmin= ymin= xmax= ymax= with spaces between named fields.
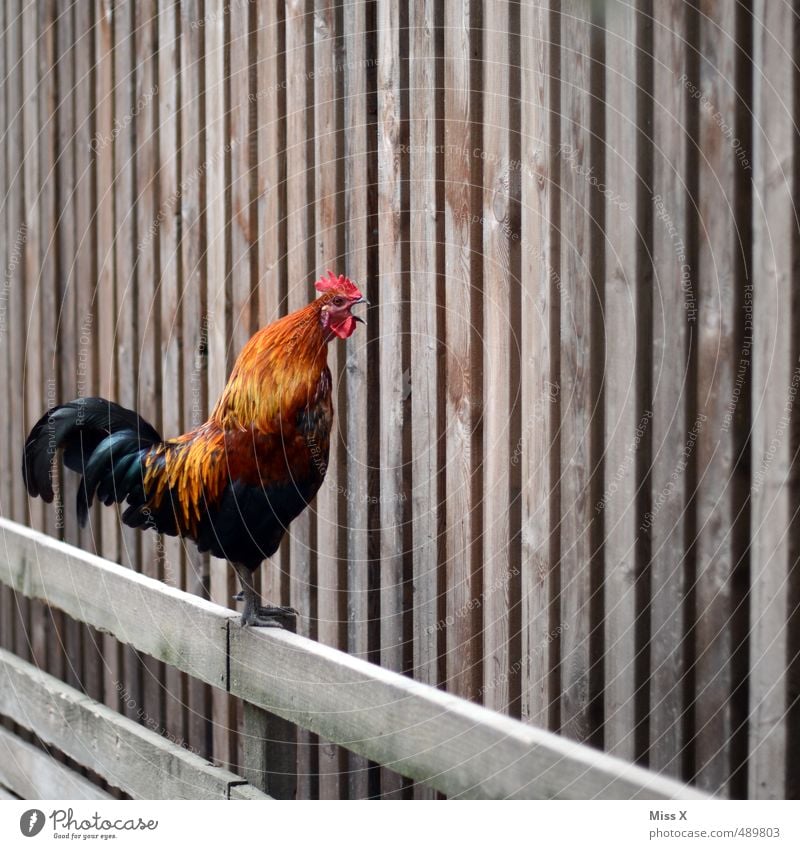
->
xmin=22 ymin=397 xmax=162 ymax=526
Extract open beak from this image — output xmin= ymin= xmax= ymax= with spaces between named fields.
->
xmin=352 ymin=296 xmax=370 ymax=324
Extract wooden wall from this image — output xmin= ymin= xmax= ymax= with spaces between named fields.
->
xmin=0 ymin=0 xmax=797 ymax=799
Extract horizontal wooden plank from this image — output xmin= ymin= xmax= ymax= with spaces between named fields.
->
xmin=228 ymin=626 xmax=705 ymax=800
xmin=0 ymin=648 xmax=269 ymax=800
xmin=0 ymin=517 xmax=230 ymax=690
xmin=0 ymin=725 xmax=112 ymax=800
xmin=0 ymin=518 xmax=704 ymax=799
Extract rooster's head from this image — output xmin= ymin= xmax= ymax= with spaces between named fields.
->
xmin=315 ymin=271 xmax=368 ymax=340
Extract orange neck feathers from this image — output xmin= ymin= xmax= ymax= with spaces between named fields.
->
xmin=210 ymin=300 xmax=330 ymax=432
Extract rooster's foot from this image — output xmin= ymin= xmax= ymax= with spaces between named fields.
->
xmin=240 ymin=605 xmax=298 ymax=630
xmin=241 ymin=612 xmax=286 ymax=628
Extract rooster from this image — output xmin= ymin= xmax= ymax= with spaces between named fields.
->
xmin=22 ymin=272 xmax=367 ymax=627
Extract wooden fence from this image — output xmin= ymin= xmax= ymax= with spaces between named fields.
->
xmin=0 ymin=0 xmax=797 ymax=799
xmin=0 ymin=517 xmax=706 ymax=799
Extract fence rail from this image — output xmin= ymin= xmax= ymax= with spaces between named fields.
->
xmin=0 ymin=518 xmax=704 ymax=800
xmin=0 ymin=647 xmax=269 ymax=800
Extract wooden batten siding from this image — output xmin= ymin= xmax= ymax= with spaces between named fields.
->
xmin=0 ymin=0 xmax=794 ymax=800
xmin=749 ymin=0 xmax=798 ymax=800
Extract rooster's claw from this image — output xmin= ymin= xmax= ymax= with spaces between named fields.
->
xmin=242 ymin=614 xmax=287 ymax=628
xmin=240 ymin=605 xmax=298 ymax=631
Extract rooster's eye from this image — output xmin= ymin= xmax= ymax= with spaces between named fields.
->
xmin=333 ymin=296 xmax=345 ymax=307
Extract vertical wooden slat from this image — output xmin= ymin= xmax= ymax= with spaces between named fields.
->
xmin=0 ymin=0 xmax=11 ymax=673
xmin=481 ymin=0 xmax=513 ymax=715
xmin=158 ymin=0 xmax=186 ymax=746
xmin=74 ymin=0 xmax=104 ymax=708
xmin=94 ymin=0 xmax=120 ymax=711
xmin=180 ymin=0 xmax=212 ymax=760
xmin=520 ymin=0 xmax=557 ymax=733
xmin=408 ymin=0 xmax=440 ymax=800
xmin=376 ymin=0 xmax=405 ymax=800
xmin=21 ymin=0 xmax=47 ymax=674
xmin=56 ymin=0 xmax=79 ymax=683
xmin=648 ymin=0 xmax=692 ymax=777
xmin=408 ymin=0 xmax=439 ymax=688
xmin=134 ymin=0 xmax=164 ymax=734
xmin=284 ymin=0 xmax=314 ymax=629
xmin=229 ymin=0 xmax=253 ymax=778
xmin=749 ymin=0 xmax=796 ymax=800
xmin=7 ymin=0 xmax=27 ymax=537
xmin=22 ymin=0 xmax=43 ymax=536
xmin=557 ymin=0 xmax=603 ymax=746
xmin=8 ymin=0 xmax=32 ymax=668
xmin=313 ymin=0 xmax=346 ymax=800
xmin=255 ymin=0 xmax=288 ymax=611
xmin=693 ymin=0 xmax=750 ymax=797
xmin=602 ymin=0 xmax=641 ymax=761
xmin=342 ymin=0 xmax=374 ymax=799
xmin=443 ymin=0 xmax=481 ymax=704
xmin=113 ymin=0 xmax=143 ymax=718
xmin=255 ymin=1 xmax=286 ymax=332
xmin=229 ymin=0 xmax=254 ymax=357
xmin=38 ymin=0 xmax=64 ymax=684
xmin=205 ymin=0 xmax=236 ymax=771
xmin=285 ymin=0 xmax=316 ymax=799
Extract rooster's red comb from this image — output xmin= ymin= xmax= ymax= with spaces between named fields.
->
xmin=315 ymin=270 xmax=363 ymax=299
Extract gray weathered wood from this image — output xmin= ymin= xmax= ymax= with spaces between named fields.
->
xmin=0 ymin=0 xmax=12 ymax=672
xmin=0 ymin=517 xmax=230 ymax=689
xmin=443 ymin=0 xmax=481 ymax=704
xmin=602 ymin=0 xmax=642 ymax=762
xmin=113 ymin=0 xmax=144 ymax=722
xmin=134 ymin=0 xmax=165 ymax=735
xmin=74 ymin=0 xmax=104 ymax=710
xmin=21 ymin=0 xmax=47 ymax=677
xmin=228 ymin=624 xmax=706 ymax=800
xmin=481 ymin=0 xmax=514 ymax=715
xmin=157 ymin=0 xmax=187 ymax=748
xmin=408 ymin=0 xmax=440 ymax=799
xmin=284 ymin=0 xmax=316 ymax=798
xmin=255 ymin=0 xmax=289 ymax=619
xmin=179 ymin=0 xmax=213 ymax=760
xmin=0 ymin=725 xmax=112 ymax=800
xmin=649 ymin=0 xmax=691 ymax=777
xmin=376 ymin=0 xmax=406 ymax=800
xmin=342 ymin=0 xmax=374 ymax=798
xmin=0 ymin=648 xmax=269 ymax=800
xmin=0 ymin=517 xmax=703 ymax=800
xmin=8 ymin=0 xmax=32 ymax=668
xmin=313 ymin=0 xmax=347 ymax=800
xmin=520 ymin=0 xmax=556 ymax=732
xmin=94 ymin=0 xmax=122 ymax=714
xmin=693 ymin=0 xmax=747 ymax=796
xmin=558 ymin=0 xmax=602 ymax=745
xmin=749 ymin=0 xmax=796 ymax=800
xmin=241 ymin=701 xmax=296 ymax=800
xmin=204 ymin=0 xmax=237 ymax=771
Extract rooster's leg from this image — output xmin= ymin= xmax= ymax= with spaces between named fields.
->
xmin=233 ymin=562 xmax=297 ymax=629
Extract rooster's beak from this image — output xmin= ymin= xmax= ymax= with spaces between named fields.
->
xmin=352 ymin=296 xmax=369 ymax=324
